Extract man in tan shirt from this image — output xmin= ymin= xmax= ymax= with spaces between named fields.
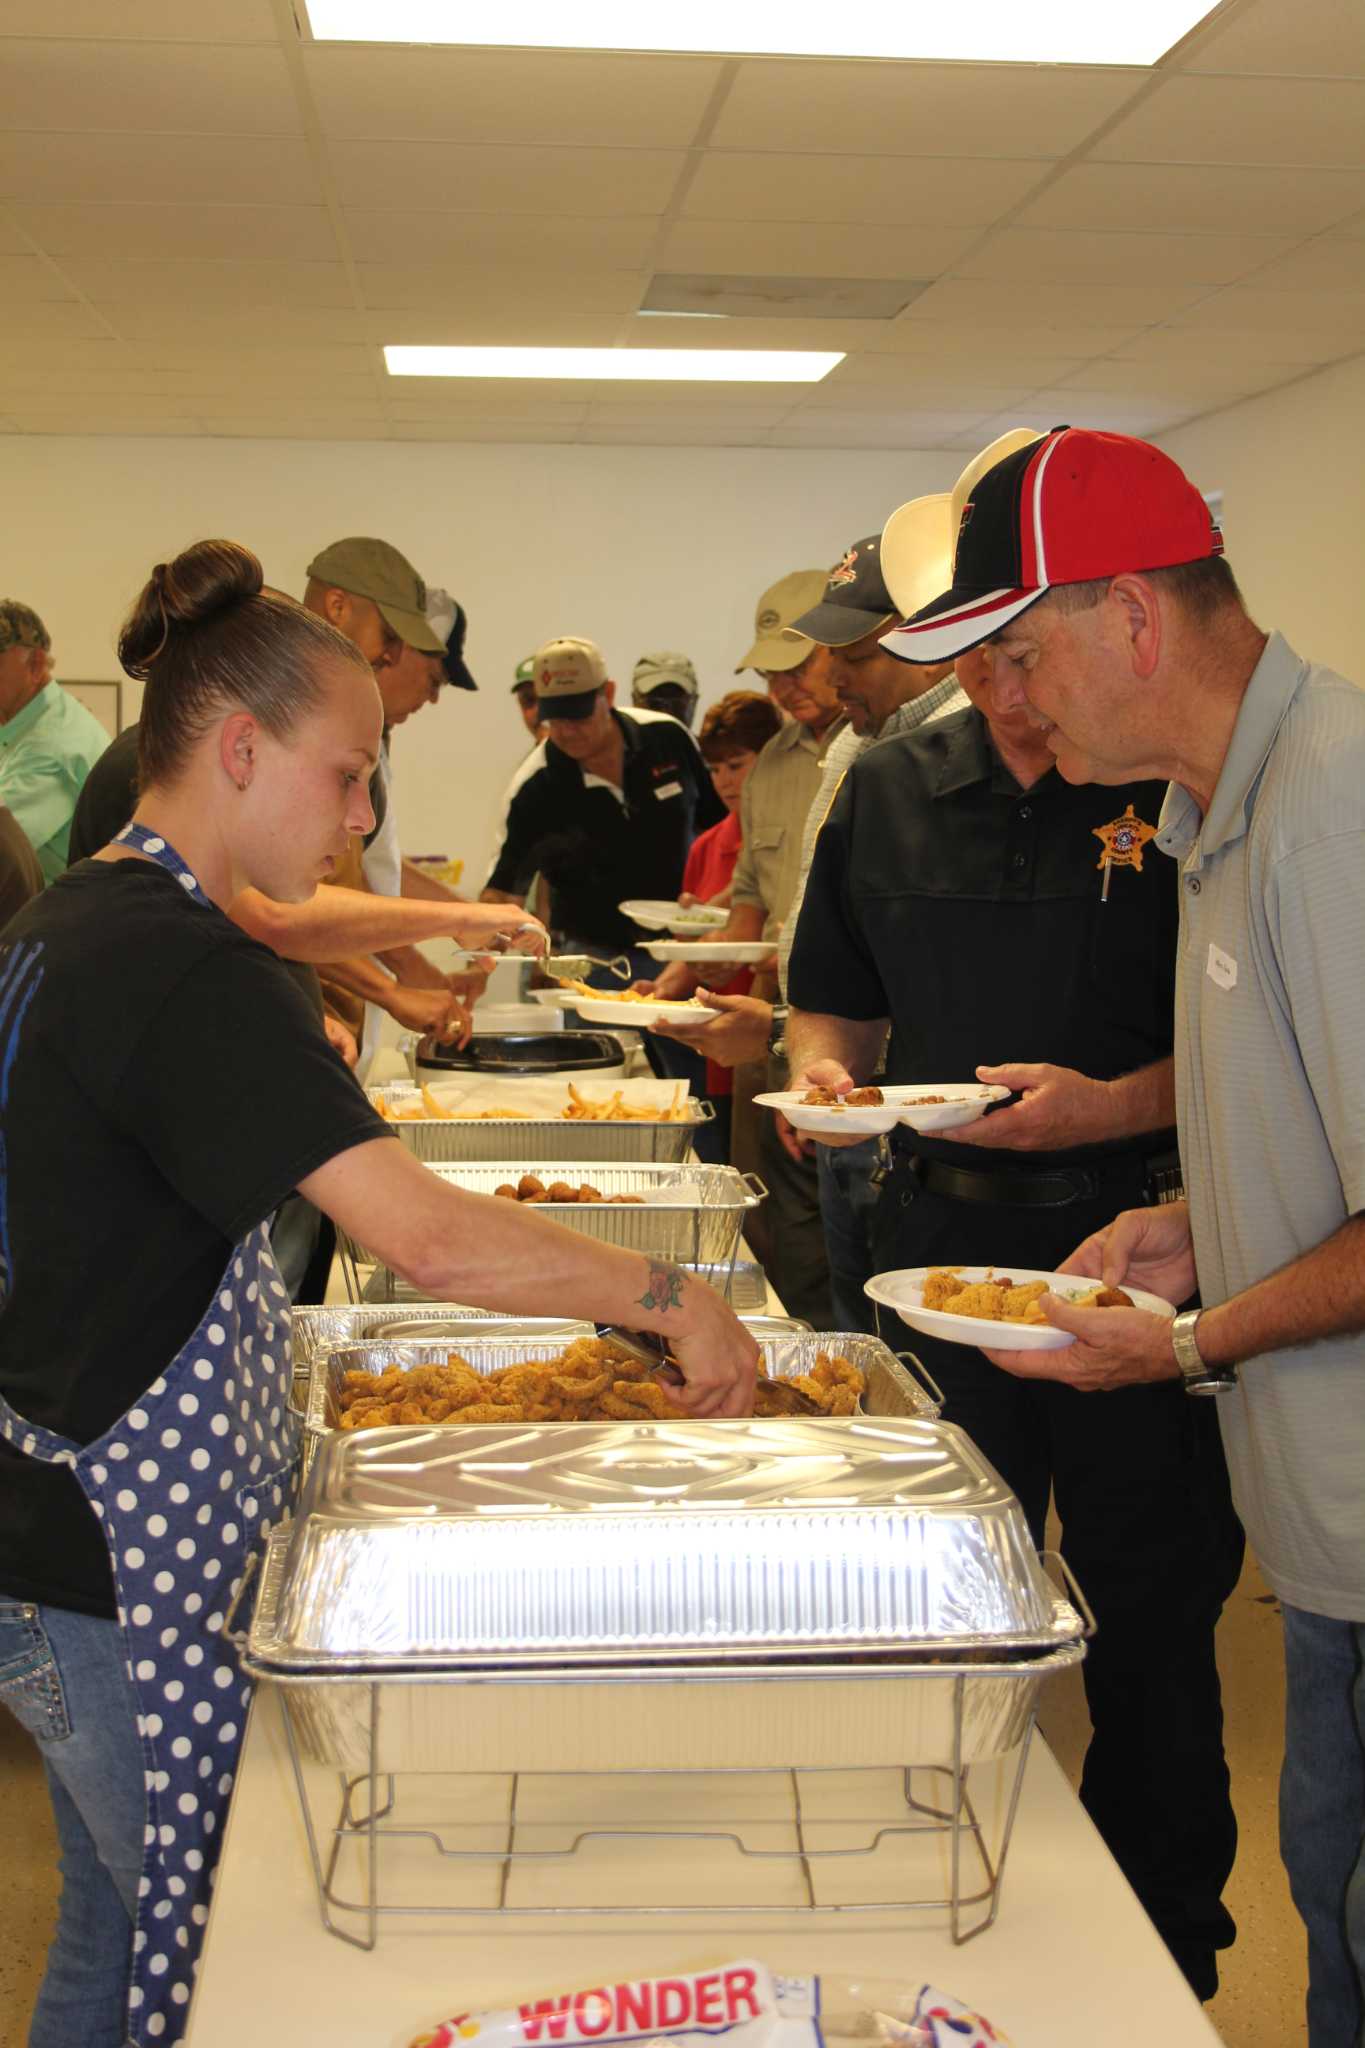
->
xmin=646 ymin=570 xmax=843 ymax=1319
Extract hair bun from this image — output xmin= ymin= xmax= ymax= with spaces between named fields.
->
xmin=120 ymin=540 xmax=264 ymax=678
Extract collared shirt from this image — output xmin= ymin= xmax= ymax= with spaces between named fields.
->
xmin=776 ymin=675 xmax=967 ymax=1000
xmin=731 ymin=715 xmax=846 ymax=942
xmin=1157 ymin=630 xmax=1365 ymax=1620
xmin=789 ymin=704 xmax=1178 ymax=1169
xmin=0 ymin=682 xmax=111 ymax=883
xmin=486 ymin=707 xmax=723 ymax=950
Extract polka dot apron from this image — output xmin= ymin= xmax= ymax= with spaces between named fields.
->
xmin=0 ymin=825 xmax=301 ymax=2046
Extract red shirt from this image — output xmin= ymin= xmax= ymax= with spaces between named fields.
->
xmin=682 ymin=813 xmax=751 ymax=1098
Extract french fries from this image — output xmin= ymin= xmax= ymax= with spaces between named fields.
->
xmin=373 ymin=1081 xmax=691 ymax=1123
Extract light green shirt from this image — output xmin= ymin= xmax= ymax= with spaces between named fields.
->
xmin=0 ymin=681 xmax=111 ymax=883
xmin=1159 ymin=632 xmax=1365 ymax=1619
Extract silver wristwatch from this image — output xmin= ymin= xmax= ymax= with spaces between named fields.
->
xmin=1170 ymin=1308 xmax=1237 ymax=1396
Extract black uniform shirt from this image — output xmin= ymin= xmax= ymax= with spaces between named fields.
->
xmin=788 ymin=705 xmax=1178 ymax=1170
xmin=486 ymin=707 xmax=724 ymax=950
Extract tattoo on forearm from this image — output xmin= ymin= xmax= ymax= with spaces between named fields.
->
xmin=636 ymin=1259 xmax=686 ymax=1314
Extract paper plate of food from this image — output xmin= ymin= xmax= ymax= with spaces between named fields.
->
xmin=619 ymin=898 xmax=730 ymax=937
xmin=644 ymin=939 xmax=772 ymax=965
xmin=865 ymin=1265 xmax=1176 ymax=1351
xmin=755 ymin=1084 xmax=904 ymax=1136
xmin=572 ymin=992 xmax=721 ymax=1029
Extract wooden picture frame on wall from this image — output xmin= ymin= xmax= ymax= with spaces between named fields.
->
xmin=63 ymin=680 xmax=125 ymax=739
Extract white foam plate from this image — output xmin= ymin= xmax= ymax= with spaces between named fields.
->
xmin=619 ymin=899 xmax=729 ymax=936
xmin=865 ymin=1265 xmax=1176 ymax=1351
xmin=756 ymin=1081 xmax=1010 ymax=1137
xmin=573 ymin=995 xmax=721 ymax=1030
xmin=644 ymin=940 xmax=772 ymax=965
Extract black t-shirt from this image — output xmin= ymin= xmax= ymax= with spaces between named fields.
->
xmin=0 ymin=861 xmax=392 ymax=1616
xmin=486 ymin=708 xmax=725 ymax=950
xmin=788 ymin=706 xmax=1178 ymax=1170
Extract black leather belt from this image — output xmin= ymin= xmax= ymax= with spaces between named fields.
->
xmin=907 ymin=1155 xmax=1102 ymax=1208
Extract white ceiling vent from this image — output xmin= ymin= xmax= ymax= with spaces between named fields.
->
xmin=640 ymin=275 xmax=930 ymax=320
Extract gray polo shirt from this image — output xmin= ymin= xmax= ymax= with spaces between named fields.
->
xmin=1158 ymin=631 xmax=1365 ymax=1620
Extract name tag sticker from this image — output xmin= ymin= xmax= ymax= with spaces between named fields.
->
xmin=1206 ymin=942 xmax=1238 ymax=992
xmin=654 ymin=781 xmax=683 ymax=802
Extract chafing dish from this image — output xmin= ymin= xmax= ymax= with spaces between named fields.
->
xmin=350 ymin=1256 xmax=772 ymax=1313
xmin=369 ymin=1082 xmax=714 ymax=1164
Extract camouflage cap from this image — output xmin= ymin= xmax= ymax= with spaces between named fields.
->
xmin=305 ymin=536 xmax=443 ymax=654
xmin=0 ymin=601 xmax=50 ymax=655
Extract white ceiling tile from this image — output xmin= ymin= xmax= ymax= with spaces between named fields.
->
xmin=328 ymin=141 xmax=685 ymax=218
xmin=875 ymin=323 xmax=1134 ymax=361
xmin=574 ymin=422 xmax=777 ymax=445
xmin=952 ymin=226 xmax=1298 ymax=286
xmin=199 ymin=419 xmax=395 ymax=439
xmin=370 ymin=311 xmax=626 ymax=346
xmin=655 ymin=219 xmax=981 ymax=280
xmin=0 ymin=0 xmax=277 ymax=36
xmin=3 ymin=300 xmax=114 ymax=339
xmin=763 ymin=415 xmax=949 ymax=448
xmin=1246 ymin=238 xmax=1365 ymax=289
xmin=710 ymin=60 xmax=1145 ymax=160
xmin=0 ymin=133 xmax=321 ymax=208
xmin=0 ymin=336 xmax=147 ymax=370
xmin=125 ymin=341 xmax=374 ymax=374
xmin=1180 ymin=0 xmax=1365 ymax=76
xmin=1337 ymin=210 xmax=1365 ymax=238
xmin=1018 ymin=162 xmax=1365 ymax=237
xmin=12 ymin=202 xmax=332 ymax=261
xmin=827 ymin=349 xmax=1084 ymax=388
xmin=7 ymin=410 xmax=209 ymax=434
xmin=964 ymin=398 xmax=1184 ymax=444
xmin=305 ymin=46 xmax=721 ymax=147
xmin=1093 ymin=77 xmax=1365 ymax=168
xmin=62 ymin=257 xmax=354 ymax=309
xmin=989 ymin=391 xmax=1191 ymax=434
xmin=799 ymin=379 xmax=1040 ymax=412
xmin=386 ymin=399 xmax=590 ymax=424
xmin=0 ymin=252 xmax=77 ymax=298
xmin=101 ymin=302 xmax=369 ymax=345
xmin=375 ymin=375 xmax=620 ymax=407
xmin=1167 ymin=284 xmax=1365 ymax=334
xmin=580 ymin=400 xmax=795 ymax=427
xmin=1114 ymin=325 xmax=1352 ymax=365
xmin=0 ymin=39 xmax=300 ymax=135
xmin=343 ymin=209 xmax=656 ymax=269
xmin=0 ymin=220 xmax=30 ymax=253
xmin=390 ymin=421 xmax=581 ymax=442
xmin=777 ymin=404 xmax=991 ymax=437
xmin=1057 ymin=358 xmax=1281 ymax=398
xmin=901 ymin=277 xmax=1208 ymax=328
xmin=357 ymin=264 xmax=644 ymax=313
xmin=682 ymin=154 xmax=1049 ymax=229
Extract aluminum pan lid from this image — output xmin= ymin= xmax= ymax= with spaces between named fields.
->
xmin=247 ymin=1417 xmax=1081 ymax=1672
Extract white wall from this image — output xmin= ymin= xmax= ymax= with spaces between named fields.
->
xmin=0 ymin=435 xmax=957 ymax=882
xmin=1157 ymin=351 xmax=1365 ymax=683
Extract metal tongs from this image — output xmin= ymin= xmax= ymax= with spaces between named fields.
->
xmin=548 ymin=952 xmax=633 ymax=985
xmin=593 ymin=1324 xmax=823 ymax=1414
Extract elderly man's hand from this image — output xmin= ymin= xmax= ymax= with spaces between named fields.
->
xmin=936 ymin=1062 xmax=1109 ymax=1151
xmin=785 ymin=1057 xmax=875 ymax=1150
xmin=978 ymin=1298 xmax=1181 ymax=1392
xmin=1058 ymin=1200 xmax=1198 ymax=1306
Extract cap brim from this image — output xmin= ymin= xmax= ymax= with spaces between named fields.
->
xmin=537 ymin=689 xmax=599 ymax=721
xmin=441 ymin=653 xmax=478 ymax=691
xmin=789 ymin=602 xmax=896 ymax=647
xmin=376 ymin=598 xmax=444 ymax=654
xmin=734 ymin=631 xmax=813 ymax=675
xmin=880 ymin=585 xmax=1049 ymax=663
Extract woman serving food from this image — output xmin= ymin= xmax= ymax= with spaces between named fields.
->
xmin=0 ymin=542 xmax=757 ymax=2048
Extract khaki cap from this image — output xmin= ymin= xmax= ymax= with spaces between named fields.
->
xmin=306 ymin=536 xmax=443 ymax=654
xmin=632 ymin=651 xmax=697 ymax=697
xmin=735 ymin=569 xmax=827 ymax=674
xmin=0 ymin=600 xmax=50 ymax=654
xmin=533 ymin=635 xmax=609 ymax=698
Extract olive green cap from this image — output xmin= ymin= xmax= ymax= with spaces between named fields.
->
xmin=305 ymin=536 xmax=443 ymax=653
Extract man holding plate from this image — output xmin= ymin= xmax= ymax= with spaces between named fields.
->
xmin=784 ymin=430 xmax=1244 ymax=2007
xmin=909 ymin=425 xmax=1365 ymax=2048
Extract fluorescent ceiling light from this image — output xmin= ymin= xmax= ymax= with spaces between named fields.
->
xmin=384 ymin=346 xmax=843 ymax=382
xmin=305 ymin=0 xmax=1220 ymax=67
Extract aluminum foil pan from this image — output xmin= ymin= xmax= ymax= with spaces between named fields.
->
xmin=337 ymin=1163 xmax=765 ymax=1276
xmin=352 ymin=1258 xmax=772 ymax=1314
xmin=302 ymin=1329 xmax=935 ymax=1434
xmin=369 ymin=1087 xmax=712 ymax=1165
xmin=244 ymin=1417 xmax=1078 ymax=1673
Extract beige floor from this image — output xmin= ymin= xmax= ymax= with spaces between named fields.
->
xmin=0 ymin=1547 xmax=1305 ymax=2048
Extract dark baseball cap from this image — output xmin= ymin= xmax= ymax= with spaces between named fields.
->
xmin=424 ymin=587 xmax=477 ymax=690
xmin=882 ymin=426 xmax=1225 ymax=664
xmin=305 ymin=536 xmax=443 ymax=654
xmin=790 ymin=537 xmax=897 ymax=646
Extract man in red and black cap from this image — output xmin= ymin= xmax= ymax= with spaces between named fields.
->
xmin=786 ymin=428 xmax=1244 ymax=2007
xmin=907 ymin=425 xmax=1365 ymax=2048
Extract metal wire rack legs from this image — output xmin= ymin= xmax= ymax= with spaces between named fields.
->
xmin=280 ymin=1679 xmax=1036 ymax=1952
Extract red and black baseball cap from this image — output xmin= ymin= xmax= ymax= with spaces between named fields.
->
xmin=880 ymin=426 xmax=1224 ymax=664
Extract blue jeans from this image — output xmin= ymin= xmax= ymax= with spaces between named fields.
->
xmin=0 ymin=1599 xmax=145 ymax=2048
xmin=817 ymin=1138 xmax=881 ymax=1333
xmin=1281 ymin=1604 xmax=1365 ymax=2047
